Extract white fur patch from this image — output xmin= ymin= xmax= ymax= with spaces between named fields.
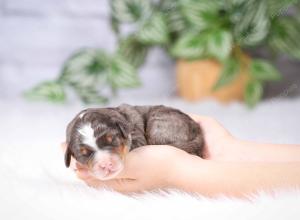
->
xmin=79 ymin=111 xmax=86 ymax=119
xmin=78 ymin=123 xmax=97 ymax=149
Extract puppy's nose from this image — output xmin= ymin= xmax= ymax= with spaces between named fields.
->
xmin=98 ymin=161 xmax=113 ymax=171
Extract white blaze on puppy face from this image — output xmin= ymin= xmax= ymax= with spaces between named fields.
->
xmin=77 ymin=122 xmax=125 ymax=180
xmin=78 ymin=123 xmax=97 ymax=150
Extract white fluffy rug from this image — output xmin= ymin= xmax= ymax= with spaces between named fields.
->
xmin=1 ymin=98 xmax=300 ymax=220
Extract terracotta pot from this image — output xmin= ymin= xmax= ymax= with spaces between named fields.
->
xmin=176 ymin=58 xmax=250 ymax=103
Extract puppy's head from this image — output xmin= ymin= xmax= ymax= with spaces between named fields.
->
xmin=65 ymin=109 xmax=131 ymax=180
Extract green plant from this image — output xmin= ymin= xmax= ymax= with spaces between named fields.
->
xmin=25 ymin=49 xmax=140 ymax=104
xmin=27 ymin=0 xmax=300 ymax=106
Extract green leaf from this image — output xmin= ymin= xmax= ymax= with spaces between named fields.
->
xmin=118 ymin=35 xmax=148 ymax=67
xmin=160 ymin=0 xmax=187 ymax=34
xmin=267 ymin=0 xmax=299 ymax=17
xmin=108 ymin=55 xmax=141 ymax=89
xmin=250 ymin=59 xmax=281 ymax=81
xmin=269 ymin=17 xmax=300 ymax=59
xmin=58 ymin=48 xmax=114 ymax=104
xmin=110 ymin=15 xmax=120 ymax=35
xmin=58 ymin=48 xmax=141 ymax=104
xmin=60 ymin=49 xmax=111 ymax=88
xmin=213 ymin=58 xmax=240 ymax=90
xmin=73 ymin=86 xmax=108 ymax=104
xmin=171 ymin=32 xmax=207 ymax=59
xmin=207 ymin=30 xmax=232 ymax=60
xmin=180 ymin=0 xmax=221 ymax=30
xmin=24 ymin=81 xmax=66 ymax=103
xmin=136 ymin=12 xmax=169 ymax=45
xmin=244 ymin=80 xmax=263 ymax=108
xmin=233 ymin=0 xmax=270 ymax=46
xmin=110 ymin=0 xmax=153 ymax=23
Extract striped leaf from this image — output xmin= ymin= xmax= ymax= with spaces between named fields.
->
xmin=110 ymin=0 xmax=153 ymax=23
xmin=213 ymin=58 xmax=240 ymax=90
xmin=171 ymin=32 xmax=207 ymax=59
xmin=233 ymin=0 xmax=270 ymax=46
xmin=24 ymin=81 xmax=66 ymax=103
xmin=249 ymin=59 xmax=281 ymax=81
xmin=136 ymin=12 xmax=169 ymax=45
xmin=108 ymin=55 xmax=140 ymax=89
xmin=60 ymin=49 xmax=110 ymax=88
xmin=118 ymin=35 xmax=148 ymax=67
xmin=269 ymin=17 xmax=300 ymax=59
xmin=160 ymin=0 xmax=187 ymax=34
xmin=110 ymin=15 xmax=120 ymax=35
xmin=244 ymin=80 xmax=263 ymax=107
xmin=180 ymin=0 xmax=221 ymax=30
xmin=267 ymin=0 xmax=299 ymax=17
xmin=73 ymin=86 xmax=108 ymax=104
xmin=207 ymin=30 xmax=233 ymax=60
xmin=59 ymin=48 xmax=140 ymax=103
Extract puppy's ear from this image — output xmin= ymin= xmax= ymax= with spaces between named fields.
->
xmin=64 ymin=145 xmax=72 ymax=168
xmin=116 ymin=121 xmax=131 ymax=139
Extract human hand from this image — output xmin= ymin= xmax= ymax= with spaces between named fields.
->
xmin=61 ymin=143 xmax=199 ymax=193
xmin=189 ymin=114 xmax=236 ymax=161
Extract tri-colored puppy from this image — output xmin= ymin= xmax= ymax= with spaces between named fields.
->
xmin=65 ymin=104 xmax=204 ymax=180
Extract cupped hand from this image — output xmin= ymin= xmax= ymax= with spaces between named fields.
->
xmin=189 ymin=114 xmax=235 ymax=161
xmin=61 ymin=143 xmax=197 ymax=193
xmin=61 ymin=114 xmax=236 ymax=192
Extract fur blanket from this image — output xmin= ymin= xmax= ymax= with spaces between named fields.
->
xmin=1 ymin=98 xmax=300 ymax=220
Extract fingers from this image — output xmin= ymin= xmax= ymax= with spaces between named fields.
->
xmin=188 ymin=114 xmax=225 ymax=135
xmin=101 ymin=178 xmax=141 ymax=193
xmin=111 ymin=149 xmax=145 ymax=179
xmin=80 ymin=174 xmax=140 ymax=193
xmin=188 ymin=114 xmax=216 ymax=124
xmin=75 ymin=164 xmax=90 ymax=178
xmin=61 ymin=142 xmax=67 ymax=151
xmin=73 ymin=161 xmax=140 ymax=193
xmin=60 ymin=142 xmax=142 ymax=193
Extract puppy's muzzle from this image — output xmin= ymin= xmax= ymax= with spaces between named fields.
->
xmin=88 ymin=145 xmax=130 ymax=180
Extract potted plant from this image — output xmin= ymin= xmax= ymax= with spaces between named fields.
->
xmin=27 ymin=0 xmax=300 ymax=107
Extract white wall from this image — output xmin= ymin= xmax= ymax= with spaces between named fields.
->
xmin=0 ymin=0 xmax=176 ymax=101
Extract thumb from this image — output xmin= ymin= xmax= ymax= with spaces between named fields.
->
xmin=112 ymin=148 xmax=144 ymax=179
xmin=61 ymin=142 xmax=67 ymax=151
xmin=85 ymin=177 xmax=142 ymax=193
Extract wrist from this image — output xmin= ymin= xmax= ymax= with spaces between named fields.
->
xmin=168 ymin=154 xmax=209 ymax=192
xmin=221 ymin=137 xmax=245 ymax=161
xmin=228 ymin=139 xmax=300 ymax=162
xmin=204 ymin=135 xmax=239 ymax=161
xmin=218 ymin=137 xmax=263 ymax=162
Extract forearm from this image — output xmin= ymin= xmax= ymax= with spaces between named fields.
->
xmin=172 ymin=155 xmax=300 ymax=197
xmin=225 ymin=139 xmax=300 ymax=162
xmin=189 ymin=114 xmax=300 ymax=162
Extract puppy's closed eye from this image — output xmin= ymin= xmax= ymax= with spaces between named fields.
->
xmin=79 ymin=146 xmax=94 ymax=156
xmin=106 ymin=134 xmax=113 ymax=143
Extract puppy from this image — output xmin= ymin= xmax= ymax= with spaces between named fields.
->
xmin=65 ymin=104 xmax=204 ymax=180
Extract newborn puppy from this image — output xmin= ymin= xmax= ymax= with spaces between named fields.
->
xmin=65 ymin=104 xmax=204 ymax=180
